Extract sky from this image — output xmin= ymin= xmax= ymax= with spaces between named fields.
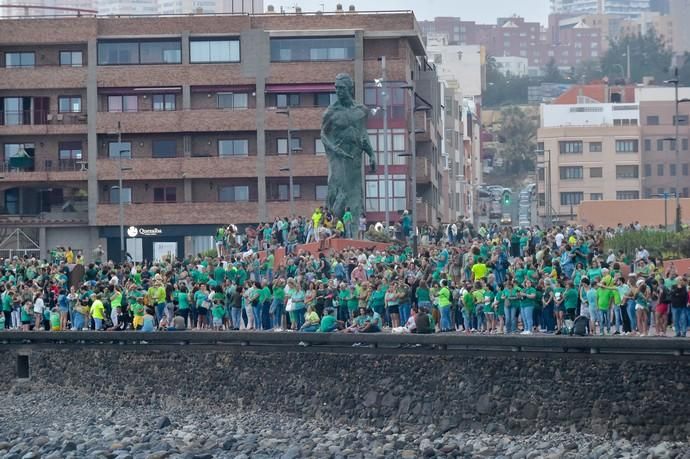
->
xmin=279 ymin=0 xmax=552 ymax=24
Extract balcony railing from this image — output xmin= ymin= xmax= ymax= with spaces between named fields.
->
xmin=0 ymin=158 xmax=87 ymax=173
xmin=1 ymin=110 xmax=87 ymax=126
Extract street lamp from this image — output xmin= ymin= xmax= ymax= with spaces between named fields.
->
xmin=397 ymin=84 xmax=432 ymax=258
xmin=662 ymin=70 xmax=690 ymax=232
xmin=534 ymin=149 xmax=552 ymax=227
xmin=113 ymin=159 xmax=132 ymax=264
xmin=276 ymin=108 xmax=297 ymax=217
xmin=376 ymin=56 xmax=391 ymax=229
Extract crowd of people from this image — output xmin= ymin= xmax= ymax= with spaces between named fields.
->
xmin=1 ymin=216 xmax=689 ymax=339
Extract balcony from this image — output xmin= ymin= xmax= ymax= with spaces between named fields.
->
xmin=0 ymin=65 xmax=87 ymax=90
xmin=264 ymin=154 xmax=327 ymax=177
xmin=96 ymin=202 xmax=261 ymax=226
xmin=0 ymin=159 xmax=87 ymax=183
xmin=97 ymin=108 xmax=257 ymax=134
xmin=0 ymin=199 xmax=88 ymax=227
xmin=268 ymin=62 xmax=354 ymax=84
xmin=267 ymin=200 xmax=323 ymax=219
xmin=264 ymin=107 xmax=325 ymax=131
xmin=416 ymin=156 xmax=431 ymax=183
xmin=416 ymin=201 xmax=431 ymax=224
xmin=97 ymin=64 xmax=252 ymax=88
xmin=0 ymin=111 xmax=87 ymax=136
xmin=97 ymin=156 xmax=257 ymax=180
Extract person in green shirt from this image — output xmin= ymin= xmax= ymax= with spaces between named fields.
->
xmin=318 ymin=307 xmax=339 ymax=332
xmin=520 ymin=279 xmax=537 ymax=334
xmin=342 ymin=207 xmax=353 ymax=239
xmin=271 ymin=278 xmax=285 ymax=330
xmin=175 ymin=286 xmax=190 ymax=324
xmin=130 ymin=296 xmax=145 ymax=330
xmin=563 ymin=280 xmax=579 ymax=321
xmin=461 ymin=284 xmax=475 ymax=333
xmin=211 ymin=299 xmax=226 ymax=330
xmin=437 ymin=280 xmax=452 ymax=332
xmin=259 ymin=280 xmax=272 ymax=330
xmin=482 ymin=287 xmax=496 ymax=333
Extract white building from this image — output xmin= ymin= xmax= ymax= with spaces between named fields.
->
xmin=551 ymin=0 xmax=651 ymax=18
xmin=97 ymin=0 xmax=158 ymax=15
xmin=158 ymin=0 xmax=262 ymax=14
xmin=0 ymin=0 xmax=262 ymax=16
xmin=0 ymin=0 xmax=96 ymax=16
xmin=426 ymin=34 xmax=484 ymax=98
xmin=494 ymin=56 xmax=529 ymax=77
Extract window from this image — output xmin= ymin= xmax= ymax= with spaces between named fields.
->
xmin=110 ymin=186 xmax=132 ymax=204
xmin=98 ymin=40 xmax=181 ymax=65
xmin=270 ymin=37 xmax=355 ymax=62
xmin=644 ymin=139 xmax=651 ymax=152
xmin=657 ymin=139 xmax=664 ymax=151
xmin=590 ymin=193 xmax=603 ymax=201
xmin=153 ymin=187 xmax=176 ymax=203
xmin=616 ymin=190 xmax=639 ymax=200
xmin=276 ymin=94 xmax=300 ymax=108
xmin=59 ymin=51 xmax=83 ymax=67
xmin=657 ymin=187 xmax=665 ymax=196
xmin=615 ymin=139 xmax=638 ymax=153
xmin=218 ymin=185 xmax=249 ymax=202
xmin=3 ymin=143 xmax=34 ymax=161
xmin=683 ymin=163 xmax=689 ymax=176
xmin=673 ymin=115 xmax=688 ymax=126
xmin=315 ymin=138 xmax=325 ymax=155
xmin=277 ymin=137 xmax=301 ymax=155
xmin=58 ymin=141 xmax=82 ymax=160
xmin=152 ymin=140 xmax=177 ymax=158
xmin=275 ymin=184 xmax=301 ymax=201
xmin=560 ymin=192 xmax=583 ymax=206
xmin=218 ymin=139 xmax=249 ymax=157
xmin=3 ymin=97 xmax=26 ymax=126
xmin=108 ymin=141 xmax=132 ymax=159
xmin=670 ymin=164 xmax=677 ymax=176
xmin=217 ymin=93 xmax=248 ymax=110
xmin=58 ymin=96 xmax=81 ymax=113
xmin=644 ymin=188 xmax=652 ymax=199
xmin=589 ymin=167 xmax=603 ymax=178
xmin=189 ymin=38 xmax=240 ymax=63
xmin=669 ymin=139 xmax=677 ymax=150
xmin=4 ymin=52 xmax=35 ymax=68
xmin=684 ymin=138 xmax=689 ymax=151
xmin=657 ymin=164 xmax=664 ymax=176
xmin=365 ymin=174 xmax=407 ymax=212
xmin=589 ymin=142 xmax=602 ymax=152
xmin=559 ymin=166 xmax=583 ymax=180
xmin=644 ymin=164 xmax=652 ymax=177
xmin=107 ymin=95 xmax=138 ymax=113
xmin=152 ymin=94 xmax=176 ymax=111
xmin=616 ymin=165 xmax=639 ymax=178
xmin=315 ymin=93 xmax=337 ymax=107
xmin=316 ymin=185 xmax=328 ymax=201
xmin=559 ymin=141 xmax=582 ymax=154
xmin=368 ymin=129 xmax=406 ymax=165
xmin=646 ymin=115 xmax=659 ymax=125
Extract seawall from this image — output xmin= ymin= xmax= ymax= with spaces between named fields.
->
xmin=2 ymin=332 xmax=690 ymax=443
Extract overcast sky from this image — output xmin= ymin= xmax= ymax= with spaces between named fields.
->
xmin=279 ymin=0 xmax=551 ymax=23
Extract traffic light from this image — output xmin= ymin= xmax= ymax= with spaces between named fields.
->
xmin=502 ymin=190 xmax=511 ymax=206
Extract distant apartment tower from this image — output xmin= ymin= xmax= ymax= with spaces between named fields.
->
xmin=0 ymin=0 xmax=96 ymax=17
xmin=158 ymin=0 xmax=263 ymax=14
xmin=97 ymin=0 xmax=158 ymax=15
xmin=551 ymin=0 xmax=651 ymax=18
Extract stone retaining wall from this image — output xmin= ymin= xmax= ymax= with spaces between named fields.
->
xmin=1 ymin=348 xmax=689 ymax=442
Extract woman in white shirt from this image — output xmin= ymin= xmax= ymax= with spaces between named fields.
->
xmin=33 ymin=294 xmax=45 ymax=331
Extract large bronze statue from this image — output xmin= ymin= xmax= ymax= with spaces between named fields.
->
xmin=321 ymin=73 xmax=376 ymax=220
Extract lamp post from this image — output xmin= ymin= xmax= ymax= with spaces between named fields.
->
xmin=376 ymin=56 xmax=390 ymax=229
xmin=661 ymin=71 xmax=690 ymax=232
xmin=535 ymin=149 xmax=552 ymax=227
xmin=276 ymin=108 xmax=296 ymax=218
xmin=114 ymin=121 xmax=132 ymax=264
xmin=398 ymin=84 xmax=432 ymax=258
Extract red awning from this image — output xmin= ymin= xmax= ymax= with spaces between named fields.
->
xmin=99 ymin=87 xmax=182 ymax=95
xmin=191 ymin=85 xmax=255 ymax=93
xmin=265 ymin=83 xmax=334 ymax=94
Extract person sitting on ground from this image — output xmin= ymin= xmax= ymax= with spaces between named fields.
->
xmin=300 ymin=304 xmax=321 ymax=332
xmin=571 ymin=314 xmax=590 ymax=336
xmin=414 ymin=306 xmax=434 ymax=334
xmin=318 ymin=307 xmax=341 ymax=332
xmin=169 ymin=310 xmax=187 ymax=331
xmin=141 ymin=307 xmax=155 ymax=332
xmin=392 ymin=307 xmax=417 ymax=334
xmin=359 ymin=307 xmax=382 ymax=333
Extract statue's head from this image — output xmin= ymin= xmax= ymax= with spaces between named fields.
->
xmin=335 ymin=73 xmax=354 ymax=103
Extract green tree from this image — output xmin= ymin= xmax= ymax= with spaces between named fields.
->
xmin=601 ymin=29 xmax=672 ymax=84
xmin=677 ymin=52 xmax=690 ymax=85
xmin=495 ymin=106 xmax=536 ymax=176
xmin=483 ymin=55 xmax=531 ymax=107
xmin=543 ymin=58 xmax=565 ymax=83
xmin=573 ymin=59 xmax=603 ymax=83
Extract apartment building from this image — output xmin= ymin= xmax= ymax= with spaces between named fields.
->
xmin=0 ymin=11 xmax=441 ymax=261
xmin=0 ymin=0 xmax=262 ymax=16
xmin=551 ymin=0 xmax=651 ymax=18
xmin=636 ymin=86 xmax=690 ymax=199
xmin=537 ymin=100 xmax=642 ymax=223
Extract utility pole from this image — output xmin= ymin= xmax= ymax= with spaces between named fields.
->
xmin=381 ymin=56 xmax=390 ymax=230
xmin=117 ymin=121 xmax=126 ymax=264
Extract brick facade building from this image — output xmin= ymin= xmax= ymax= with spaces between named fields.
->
xmin=0 ymin=11 xmax=443 ymax=261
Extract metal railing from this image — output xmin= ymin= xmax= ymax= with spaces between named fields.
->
xmin=0 ymin=159 xmax=87 ymax=173
xmin=1 ymin=331 xmax=690 ymax=359
xmin=0 ymin=110 xmax=87 ymax=126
